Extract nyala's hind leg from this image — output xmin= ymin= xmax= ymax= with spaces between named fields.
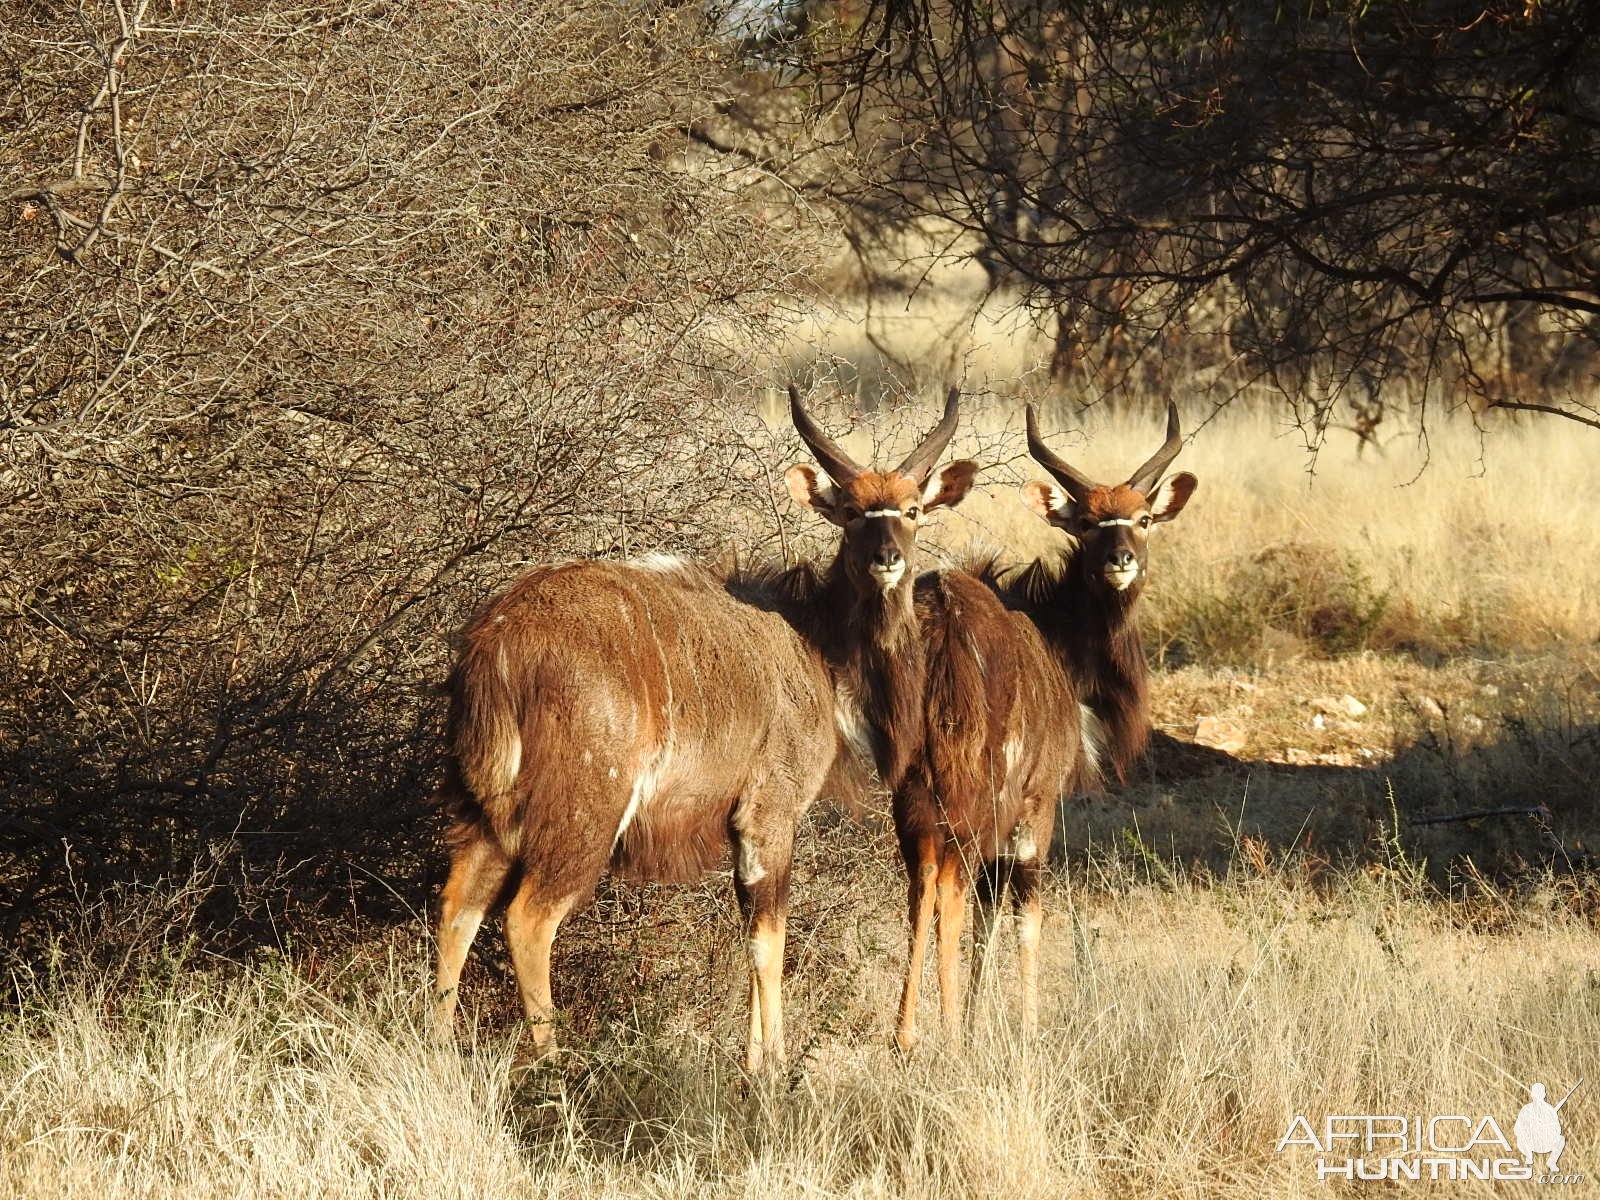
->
xmin=933 ymin=852 xmax=970 ymax=1044
xmin=503 ymin=875 xmax=585 ymax=1062
xmin=434 ymin=827 xmax=516 ymax=1041
xmin=968 ymin=859 xmax=1007 ymax=1011
xmin=733 ymin=818 xmax=793 ymax=1073
xmin=1009 ymin=854 xmax=1045 ymax=1038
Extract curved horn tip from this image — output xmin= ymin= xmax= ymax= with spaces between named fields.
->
xmin=787 ymin=385 xmax=864 ymax=482
xmin=787 ymin=385 xmax=812 ymax=428
xmin=1023 ymin=402 xmax=1099 ymax=497
xmin=894 ymin=387 xmax=961 ymax=482
xmin=1125 ymin=401 xmax=1185 ymax=492
xmin=1024 ymin=403 xmax=1062 ymax=457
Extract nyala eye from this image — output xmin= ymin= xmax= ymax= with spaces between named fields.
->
xmin=905 ymin=507 xmax=921 ymax=521
xmin=1139 ymin=515 xmax=1152 ymax=529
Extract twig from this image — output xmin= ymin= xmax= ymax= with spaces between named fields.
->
xmin=1409 ymin=805 xmax=1552 ymax=826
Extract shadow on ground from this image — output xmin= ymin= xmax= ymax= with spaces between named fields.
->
xmin=1057 ymin=719 xmax=1598 ymax=884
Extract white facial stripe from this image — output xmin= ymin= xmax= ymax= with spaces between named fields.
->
xmin=863 ymin=508 xmax=903 ymax=518
xmin=1096 ymin=518 xmax=1139 ymax=527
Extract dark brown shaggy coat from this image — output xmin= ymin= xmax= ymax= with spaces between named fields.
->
xmin=975 ymin=550 xmax=1148 ymax=784
xmin=890 ymin=568 xmax=1087 ymax=1049
xmin=445 ymin=557 xmax=840 ymax=894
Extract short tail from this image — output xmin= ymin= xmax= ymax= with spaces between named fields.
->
xmin=447 ymin=640 xmax=524 ymax=806
xmin=1075 ymin=703 xmax=1107 ymax=792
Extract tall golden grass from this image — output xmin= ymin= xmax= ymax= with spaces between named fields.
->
xmin=5 ymin=861 xmax=1595 ymax=1198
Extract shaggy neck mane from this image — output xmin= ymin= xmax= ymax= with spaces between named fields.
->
xmin=725 ymin=555 xmax=925 ymax=789
xmin=974 ymin=548 xmax=1149 ymax=783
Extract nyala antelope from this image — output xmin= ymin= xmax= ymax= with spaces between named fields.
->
xmin=889 ymin=561 xmax=1091 ymax=1050
xmin=980 ymin=402 xmax=1198 ymax=783
xmin=433 ymin=388 xmax=976 ymax=1071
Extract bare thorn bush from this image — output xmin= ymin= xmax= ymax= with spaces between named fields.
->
xmin=0 ymin=0 xmax=825 ymax=959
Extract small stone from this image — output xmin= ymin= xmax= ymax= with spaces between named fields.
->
xmin=1312 ymin=694 xmax=1363 ymax=723
xmin=1195 ymin=715 xmax=1249 ymax=755
xmin=1311 ymin=713 xmax=1327 ymax=731
xmin=1461 ymin=714 xmax=1486 ymax=735
xmin=1416 ymin=696 xmax=1445 ymax=719
xmin=1311 ymin=694 xmax=1367 ymax=719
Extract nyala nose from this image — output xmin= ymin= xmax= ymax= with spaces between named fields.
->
xmin=874 ymin=546 xmax=903 ymax=569
xmin=1109 ymin=549 xmax=1136 ymax=570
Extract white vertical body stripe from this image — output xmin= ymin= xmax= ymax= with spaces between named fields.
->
xmin=613 ymin=778 xmax=647 ymax=850
xmin=614 ymin=745 xmax=671 ymax=850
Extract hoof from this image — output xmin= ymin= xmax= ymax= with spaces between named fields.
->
xmin=508 ymin=1043 xmax=562 ymax=1084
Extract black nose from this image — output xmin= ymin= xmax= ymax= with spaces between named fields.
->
xmin=1109 ymin=549 xmax=1136 ymax=570
xmin=874 ymin=545 xmax=903 ymax=568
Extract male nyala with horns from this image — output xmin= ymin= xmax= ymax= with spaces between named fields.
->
xmin=433 ymin=387 xmax=978 ymax=1071
xmin=981 ymin=402 xmax=1199 ymax=783
xmin=780 ymin=394 xmax=1099 ymax=1051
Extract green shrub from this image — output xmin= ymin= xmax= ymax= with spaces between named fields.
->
xmin=1154 ymin=542 xmax=1392 ymax=667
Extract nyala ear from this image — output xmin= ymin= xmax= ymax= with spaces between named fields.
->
xmin=1021 ymin=480 xmax=1075 ymax=527
xmin=785 ymin=464 xmax=846 ymax=525
xmin=1148 ymin=471 xmax=1198 ymax=523
xmin=921 ymin=460 xmax=979 ymax=512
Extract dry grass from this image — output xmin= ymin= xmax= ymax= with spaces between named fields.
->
xmin=1087 ymin=649 xmax=1600 ymax=884
xmin=5 ymin=860 xmax=1597 ymax=1199
xmin=1116 ymin=405 xmax=1600 ymax=665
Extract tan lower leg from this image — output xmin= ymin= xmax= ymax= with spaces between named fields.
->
xmin=433 ymin=836 xmax=512 ymax=1040
xmin=896 ymin=851 xmax=939 ymax=1052
xmin=746 ymin=916 xmax=787 ymax=1072
xmin=934 ymin=855 xmax=969 ymax=1043
xmin=1017 ymin=891 xmax=1043 ymax=1038
xmin=746 ymin=973 xmax=762 ymax=1067
xmin=504 ymin=885 xmax=579 ymax=1059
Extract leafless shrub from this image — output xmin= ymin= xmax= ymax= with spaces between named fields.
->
xmin=0 ymin=0 xmax=823 ymax=959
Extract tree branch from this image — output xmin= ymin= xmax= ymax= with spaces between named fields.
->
xmin=1485 ymin=400 xmax=1600 ymax=431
